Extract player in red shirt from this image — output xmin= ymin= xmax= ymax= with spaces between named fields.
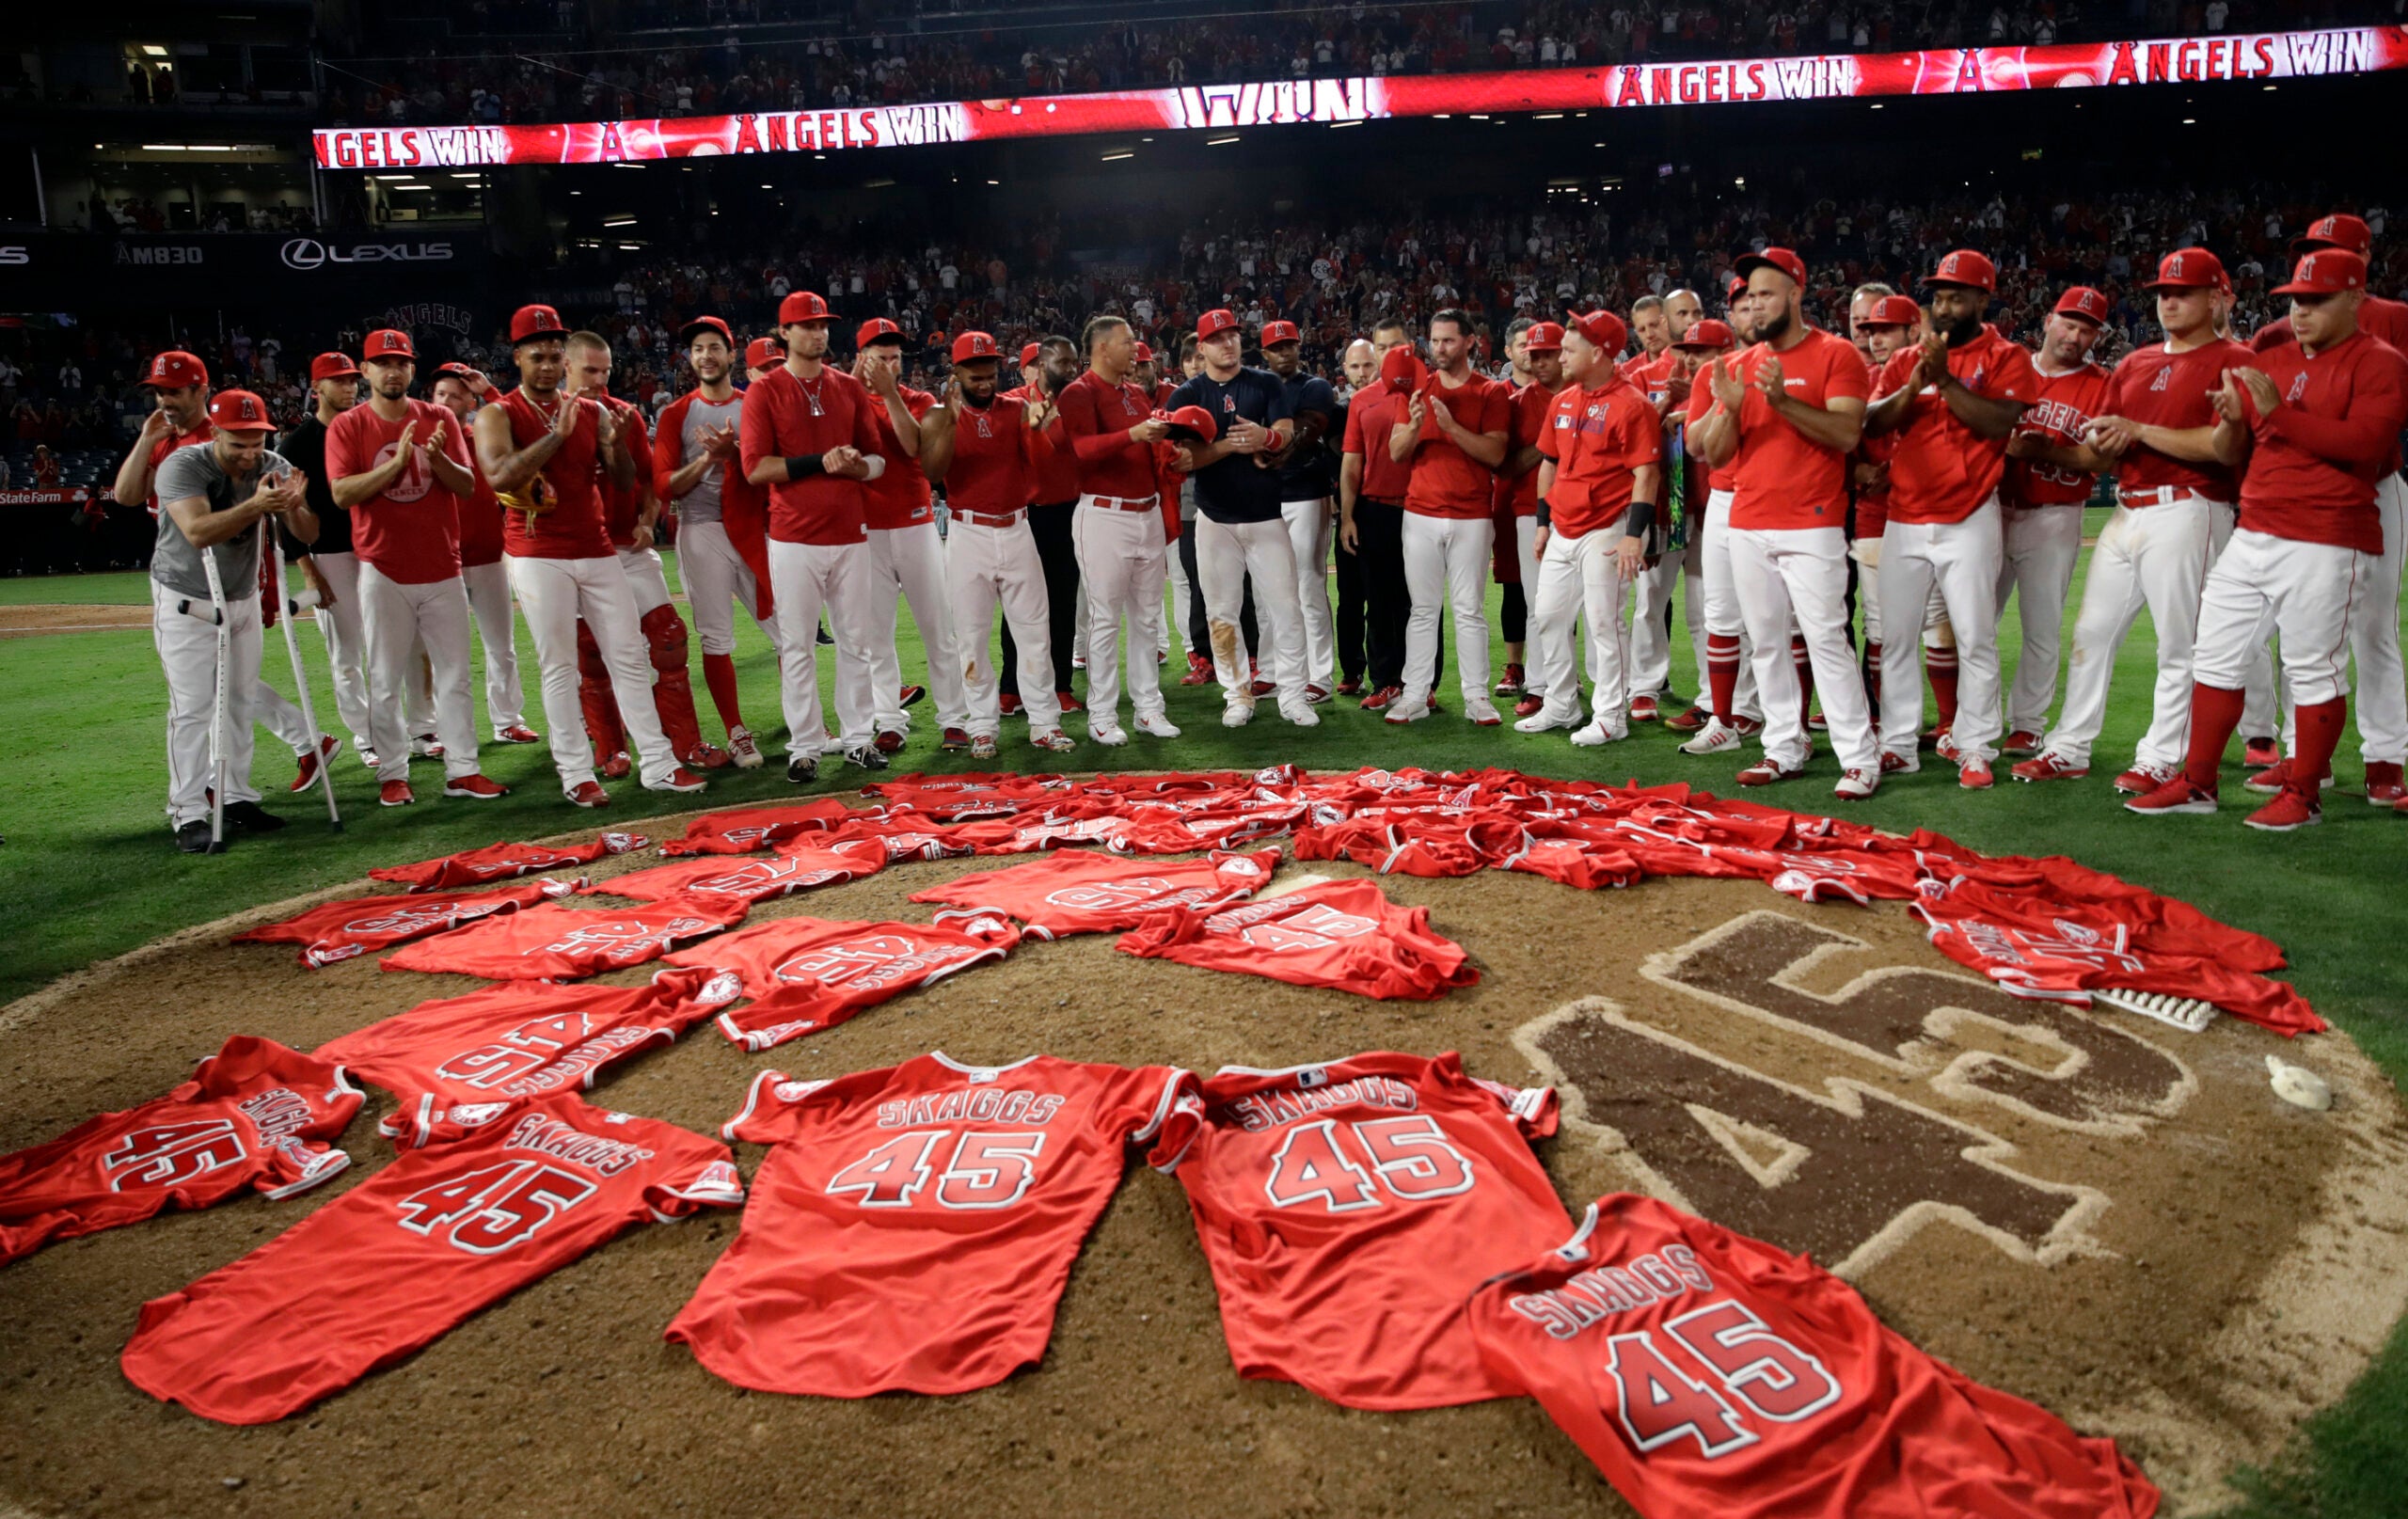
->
xmin=473 ymin=305 xmax=706 ymax=808
xmin=1056 ymin=315 xmax=1179 ymax=743
xmin=1847 ymin=292 xmax=1916 ymax=717
xmin=1997 ymin=289 xmax=2114 ymax=753
xmin=429 ymin=362 xmax=538 ymax=747
xmin=1339 ymin=320 xmax=1420 ymax=708
xmin=2131 ymin=248 xmax=2408 ymax=831
xmin=1691 ymin=248 xmax=1882 ymax=798
xmin=1861 ymin=250 xmax=2037 ymax=787
xmin=1621 ymin=286 xmax=1704 ymax=722
xmin=327 ymin=328 xmax=505 ymax=806
xmin=1387 ymin=308 xmax=1512 ymax=725
xmin=998 ymin=335 xmax=1087 ymax=717
xmin=1494 ymin=318 xmax=1571 ymax=714
xmin=112 ymin=348 xmax=213 ymax=520
xmin=738 ymin=290 xmax=892 ymax=782
xmin=920 ymin=331 xmax=1078 ymax=757
xmin=855 ymin=319 xmax=971 ymax=753
xmin=2014 ymin=252 xmax=2258 ymax=794
xmin=1468 ymin=1193 xmax=2162 ymax=1519
xmin=1668 ymin=310 xmax=1763 ymax=735
xmin=1516 ymin=309 xmax=1661 ymax=747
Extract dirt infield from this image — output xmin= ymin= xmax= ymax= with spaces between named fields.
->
xmin=0 ymin=604 xmax=161 ymax=637
xmin=2 ymin=805 xmax=2403 ymax=1519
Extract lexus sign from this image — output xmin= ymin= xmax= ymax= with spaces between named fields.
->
xmin=279 ymin=238 xmax=456 ymax=271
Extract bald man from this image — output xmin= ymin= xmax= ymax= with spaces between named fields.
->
xmin=1333 ymin=339 xmax=1378 ymax=693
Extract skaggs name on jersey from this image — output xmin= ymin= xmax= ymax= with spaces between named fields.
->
xmin=505 ymin=1114 xmax=656 ymax=1177
xmin=1508 ymin=1246 xmax=1719 ymax=1340
xmin=1225 ymin=1074 xmax=1418 ymax=1133
xmin=877 ymin=1086 xmax=1069 ymax=1130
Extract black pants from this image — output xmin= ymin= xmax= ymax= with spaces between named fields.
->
xmin=1355 ymin=498 xmax=1419 ymax=690
xmin=1000 ymin=499 xmax=1081 ymax=697
xmin=1334 ymin=518 xmax=1367 ymax=685
xmin=1179 ymin=523 xmax=1257 ymax=659
xmin=1499 ymin=581 xmax=1528 ymax=646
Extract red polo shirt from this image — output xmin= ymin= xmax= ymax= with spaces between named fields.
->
xmin=737 ymin=363 xmax=881 ymax=547
xmin=1877 ymin=324 xmax=2037 ymax=526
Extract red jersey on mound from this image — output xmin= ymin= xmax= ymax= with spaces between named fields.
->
xmin=1468 ymin=1193 xmax=2161 ymax=1519
xmin=657 ymin=800 xmax=864 ymax=856
xmin=668 ymin=1053 xmax=1196 ymax=1396
xmin=1160 ymin=1052 xmax=1565 ymax=1410
xmin=233 ymin=878 xmax=580 ymax=966
xmin=121 ymin=1093 xmax=742 ymax=1425
xmin=369 ymin=832 xmax=647 ymax=892
xmin=1117 ymin=878 xmax=1479 ymax=1000
xmin=907 ymin=847 xmax=1280 ymax=938
xmin=315 ymin=968 xmax=740 ymax=1105
xmin=592 ymin=837 xmax=886 ymax=905
xmin=662 ymin=912 xmax=1022 ymax=1050
xmin=379 ymin=893 xmax=747 ymax=979
xmin=863 ymin=771 xmax=1072 ymax=818
xmin=1 ymin=1036 xmax=360 ymax=1267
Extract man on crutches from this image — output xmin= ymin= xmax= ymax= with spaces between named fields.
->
xmin=148 ymin=391 xmax=312 ymax=853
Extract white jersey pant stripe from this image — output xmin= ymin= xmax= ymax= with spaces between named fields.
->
xmin=1528 ymin=524 xmax=1634 ymax=736
xmin=152 ymin=579 xmax=263 ymax=825
xmin=507 ymin=553 xmax=680 ymax=790
xmin=1734 ymin=525 xmax=1878 ymax=773
xmin=1878 ymin=497 xmax=2006 ymax=765
xmin=1198 ymin=514 xmax=1308 ymax=706
xmin=1993 ymin=505 xmax=2084 ymax=736
xmin=357 ymin=564 xmax=480 ymax=784
xmin=868 ymin=522 xmax=970 ymax=731
xmin=769 ymin=537 xmax=879 ymax=758
xmin=1279 ymin=497 xmax=1337 ymax=690
xmin=2194 ymin=529 xmax=2368 ymax=707
xmin=2038 ymin=496 xmax=2220 ymax=770
xmin=947 ymin=517 xmax=1063 ymax=736
xmin=675 ymin=519 xmax=783 ymax=658
xmin=1699 ymin=489 xmax=1765 ymax=720
xmin=1401 ymin=512 xmax=1494 ymax=706
xmin=2273 ymin=475 xmax=2405 ymax=767
xmin=460 ymin=558 xmax=528 ymax=734
xmin=1071 ymin=498 xmax=1170 ymax=723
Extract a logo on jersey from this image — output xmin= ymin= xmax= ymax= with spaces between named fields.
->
xmin=2287 ymin=372 xmax=2310 ymax=403
xmin=533 ymin=916 xmax=715 ymax=963
xmin=369 ymin=432 xmax=439 ymax=504
xmin=447 ymin=1102 xmax=515 ymax=1126
xmin=2150 ymin=367 xmax=2171 ymax=391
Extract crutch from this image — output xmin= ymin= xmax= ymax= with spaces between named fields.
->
xmin=273 ymin=534 xmax=343 ymax=830
xmin=196 ymin=548 xmax=232 ymax=853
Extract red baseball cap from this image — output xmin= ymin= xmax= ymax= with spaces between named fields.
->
xmin=1924 ymin=249 xmax=1997 ymax=293
xmin=1673 ymin=318 xmax=1736 ymax=351
xmin=434 ymin=360 xmax=484 ymax=386
xmin=1861 ymin=294 xmax=1923 ymax=328
xmin=1727 ymin=274 xmax=1749 ymax=303
xmin=778 ymin=291 xmax=835 ymax=325
xmin=1379 ymin=345 xmax=1428 ymax=394
xmin=509 ymin=304 xmax=568 ymax=345
xmin=2144 ymin=248 xmax=2230 ymax=293
xmin=308 ymin=352 xmax=359 ymax=383
xmin=1733 ymin=246 xmax=1809 ymax=287
xmin=2053 ymin=287 xmax=2110 ymax=325
xmin=856 ymin=317 xmax=904 ymax=348
xmin=144 ymin=350 xmax=207 ymax=388
xmin=1565 ymin=309 xmax=1628 ymax=355
xmin=678 ymin=315 xmax=734 ymax=349
xmin=1155 ymin=405 xmax=1218 ymax=442
xmin=361 ymin=328 xmax=416 ymax=361
xmin=2293 ymin=214 xmax=2373 ymax=259
xmin=1133 ymin=341 xmax=1157 ymax=363
xmin=206 ymin=389 xmax=275 ymax=435
xmin=1260 ymin=320 xmax=1301 ymax=347
xmin=744 ymin=337 xmax=785 ymax=371
xmin=2273 ymin=248 xmax=2369 ymax=297
xmin=1196 ymin=308 xmax=1243 ymax=340
xmin=951 ymin=330 xmax=1003 ymax=364
xmin=1019 ymin=341 xmax=1041 ymax=367
xmin=1521 ymin=321 xmax=1565 ymax=354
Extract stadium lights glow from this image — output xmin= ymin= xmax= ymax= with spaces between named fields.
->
xmin=619 ymin=242 xmax=642 ymax=250
xmin=2183 ymin=117 xmax=2196 ymax=122
xmin=1101 ymin=150 xmax=1134 ymax=161
xmin=450 ymin=172 xmax=479 ymax=180
xmin=865 ymin=178 xmax=896 ymax=187
xmin=391 ymin=183 xmax=431 ymax=191
xmin=1468 ymin=113 xmax=1489 ymax=119
xmin=1869 ymin=103 xmax=1884 ymax=110
xmin=603 ymin=215 xmax=637 ymax=226
xmin=986 ymin=179 xmax=1000 ymax=184
xmin=140 ymin=45 xmax=167 ymax=56
xmin=1206 ymin=134 xmax=1240 ymax=145
xmin=372 ymin=173 xmax=413 ymax=181
xmin=1534 ymin=113 xmax=1563 ymax=119
xmin=1330 ymin=120 xmax=1360 ymax=128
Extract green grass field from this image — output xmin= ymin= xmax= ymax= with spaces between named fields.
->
xmin=1 ymin=530 xmax=2401 ymax=1514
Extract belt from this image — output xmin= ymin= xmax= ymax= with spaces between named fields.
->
xmin=1084 ymin=493 xmax=1159 ymax=513
xmin=2118 ymin=486 xmax=2227 ymax=508
xmin=951 ymin=508 xmax=1024 ymax=529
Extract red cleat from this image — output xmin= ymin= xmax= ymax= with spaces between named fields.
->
xmin=291 ymin=735 xmax=339 ymax=792
xmin=939 ymin=726 xmax=971 ymax=752
xmin=1729 ymin=714 xmax=1764 ymax=738
xmin=1494 ymin=662 xmax=1526 ymax=695
xmin=379 ymin=780 xmax=415 ymax=807
xmin=2010 ymin=753 xmax=2089 ymax=783
xmin=2364 ymin=762 xmax=2405 ymax=807
xmin=443 ymin=774 xmax=509 ymax=799
xmin=1957 ymin=758 xmax=1994 ymax=790
xmin=1735 ymin=760 xmax=1804 ymax=786
xmin=2243 ymin=736 xmax=2282 ymax=768
xmin=567 ymin=781 xmax=611 ymax=808
xmin=1663 ymin=704 xmax=1710 ymax=733
xmin=494 ymin=723 xmax=542 ymax=744
xmin=2114 ymin=762 xmax=2178 ymax=796
xmin=1055 ymin=690 xmax=1084 ymax=713
xmin=998 ymin=692 xmax=1024 ymax=718
xmin=1179 ymin=652 xmax=1215 ymax=686
xmin=1360 ymin=685 xmax=1402 ymax=712
xmin=1335 ymin=677 xmax=1364 ymax=697
xmin=2002 ymin=730 xmax=2042 ymax=756
xmin=683 ymin=743 xmax=736 ymax=770
xmin=2243 ymin=788 xmax=2322 ymax=832
xmin=1513 ymin=694 xmax=1545 ymax=719
xmin=2125 ymin=778 xmax=2218 ymax=816
xmin=1628 ymin=693 xmax=1660 ymax=722
xmin=651 ymin=767 xmax=709 ymax=794
xmin=896 ymin=684 xmax=927 ymax=708
xmin=599 ymin=751 xmax=633 ymax=781
xmin=874 ymin=728 xmax=907 ymax=754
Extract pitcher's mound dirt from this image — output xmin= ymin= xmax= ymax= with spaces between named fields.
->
xmin=2 ymin=814 xmax=2402 ymax=1519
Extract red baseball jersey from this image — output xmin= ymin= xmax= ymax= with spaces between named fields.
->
xmin=657 ymin=799 xmax=863 ymax=856
xmin=1721 ymin=328 xmax=1870 ymax=531
xmin=1403 ymin=374 xmax=1512 ymax=519
xmin=325 ymin=398 xmax=469 ymax=583
xmin=591 ymin=837 xmax=886 ymax=906
xmin=453 ymin=430 xmax=506 ymax=568
xmin=737 ymin=363 xmax=881 ymax=546
xmin=1 ymin=1036 xmax=360 ymax=1267
xmin=496 ymin=388 xmax=613 ymax=560
xmin=1341 ymin=384 xmax=1417 ymax=502
xmin=369 ymin=832 xmax=647 ymax=892
xmin=1003 ymin=385 xmax=1085 ymax=504
xmin=2233 ymin=331 xmax=2408 ymax=552
xmin=121 ymin=1093 xmax=742 ymax=1424
xmin=662 ymin=912 xmax=1022 ymax=1051
xmin=1851 ymin=354 xmax=1894 ymax=538
xmin=1540 ymin=374 xmax=1663 ymax=537
xmin=822 ymin=814 xmax=984 ymax=864
xmin=864 ymin=771 xmax=1071 ymax=817
xmin=862 ymin=383 xmax=937 ymax=530
xmin=1116 ymin=878 xmax=1480 ymax=1000
xmin=1055 ymin=370 xmax=1163 ymax=499
xmin=667 ymin=1053 xmax=1196 ymax=1396
xmin=596 ymin=396 xmax=651 ymax=546
xmin=1503 ymin=377 xmax=1560 ymax=516
xmin=943 ymin=392 xmax=1054 ymax=517
xmin=2004 ymin=359 xmax=2111 ymax=508
xmin=906 ymin=846 xmax=1281 ymax=938
xmin=2099 ymin=339 xmax=2255 ymax=500
xmin=1468 ymin=1193 xmax=2162 ymax=1519
xmin=314 ymin=968 xmax=739 ymax=1106
xmin=1160 ymin=1052 xmax=1565 ymax=1410
xmin=379 ymin=893 xmax=747 ymax=980
xmin=1876 ymin=325 xmax=2038 ymax=525
xmin=232 ymin=878 xmax=579 ymax=967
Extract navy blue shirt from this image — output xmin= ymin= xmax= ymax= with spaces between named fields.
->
xmin=1169 ymin=366 xmax=1292 ymax=524
xmin=1272 ymin=371 xmax=1340 ymax=501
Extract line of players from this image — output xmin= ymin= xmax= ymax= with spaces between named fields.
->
xmin=135 ymin=210 xmax=2406 ymax=849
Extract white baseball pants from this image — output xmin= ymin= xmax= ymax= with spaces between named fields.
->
xmin=304 ymin=550 xmax=376 ymax=752
xmin=1071 ymin=498 xmax=1170 ymax=724
xmin=675 ymin=520 xmax=783 ymax=658
xmin=508 ymin=553 xmax=680 ymax=791
xmin=2039 ymin=496 xmax=2221 ymax=771
xmin=461 ymin=558 xmax=528 ymax=736
xmin=1526 ymin=524 xmax=1633 ymax=736
xmin=1879 ymin=498 xmax=2006 ymax=765
xmin=947 ymin=516 xmax=1063 ymax=736
xmin=151 ymin=578 xmax=263 ymax=826
xmin=1280 ymin=497 xmax=1337 ymax=691
xmin=2273 ymin=475 xmax=2405 ymax=767
xmin=2194 ymin=529 xmax=2369 ymax=707
xmin=869 ymin=522 xmax=970 ymax=732
xmin=1735 ymin=525 xmax=1878 ymax=774
xmin=1993 ymin=505 xmax=2084 ymax=736
xmin=1198 ymin=514 xmax=1308 ymax=707
xmin=1168 ymin=535 xmax=1197 ymax=659
xmin=1401 ymin=512 xmax=1494 ymax=707
xmin=1627 ymin=532 xmax=1678 ymax=696
xmin=1699 ymin=489 xmax=1765 ymax=721
xmin=357 ymin=563 xmax=479 ymax=783
xmin=616 ymin=544 xmax=673 ymax=617
xmin=769 ymin=537 xmax=879 ymax=759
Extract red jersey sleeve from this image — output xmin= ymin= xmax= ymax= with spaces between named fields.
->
xmin=368 ymin=832 xmax=648 ymax=892
xmin=660 ymin=912 xmax=1022 ymax=1050
xmin=232 ymin=878 xmax=581 ymax=966
xmin=650 ymin=393 xmax=689 ymax=500
xmin=377 ymin=893 xmax=748 ymax=980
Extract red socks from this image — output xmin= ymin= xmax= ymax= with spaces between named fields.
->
xmin=1790 ymin=635 xmax=1815 ymax=721
xmin=2291 ymin=697 xmax=2347 ymax=797
xmin=1926 ymin=646 xmax=1958 ymax=731
xmin=1707 ymin=634 xmax=1742 ymax=722
xmin=703 ymin=652 xmax=744 ymax=732
xmin=1862 ymin=640 xmax=1883 ymax=707
xmin=2180 ymin=683 xmax=2247 ymax=793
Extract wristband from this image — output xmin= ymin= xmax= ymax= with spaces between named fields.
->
xmin=1535 ymin=498 xmax=1551 ymax=529
xmin=862 ymin=455 xmax=888 ymax=481
xmin=785 ymin=454 xmax=824 ymax=479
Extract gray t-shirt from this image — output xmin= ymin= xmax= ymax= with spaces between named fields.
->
xmin=674 ymin=393 xmax=744 ymax=526
xmin=150 ymin=442 xmax=293 ymax=601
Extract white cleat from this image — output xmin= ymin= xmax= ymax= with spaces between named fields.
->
xmin=1222 ymin=701 xmax=1255 ymax=729
xmin=1088 ymin=722 xmax=1129 ymax=748
xmin=1383 ymin=698 xmax=1433 ymax=724
xmin=1514 ymin=708 xmax=1577 ymax=735
xmin=1680 ymin=719 xmax=1744 ymax=756
xmin=726 ymin=725 xmax=766 ymax=769
xmin=1568 ymin=720 xmax=1622 ymax=748
xmin=1278 ymin=701 xmax=1321 ymax=728
xmin=1133 ymin=712 xmax=1181 ymax=739
xmin=1833 ymin=767 xmax=1879 ymax=800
